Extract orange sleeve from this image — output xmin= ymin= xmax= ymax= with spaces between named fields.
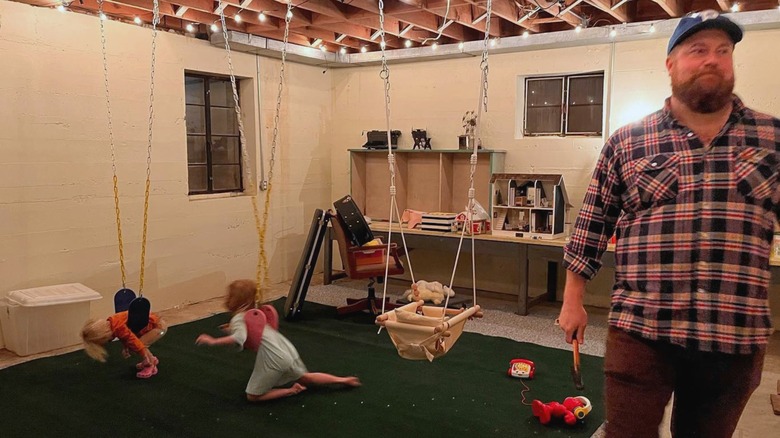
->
xmin=107 ymin=312 xmax=146 ymax=353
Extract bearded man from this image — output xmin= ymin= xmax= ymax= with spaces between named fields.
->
xmin=557 ymin=11 xmax=780 ymax=438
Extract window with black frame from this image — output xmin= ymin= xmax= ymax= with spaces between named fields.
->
xmin=524 ymin=72 xmax=604 ymax=137
xmin=185 ymin=73 xmax=243 ymax=194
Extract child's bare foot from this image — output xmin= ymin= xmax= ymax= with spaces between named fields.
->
xmin=343 ymin=376 xmax=361 ymax=387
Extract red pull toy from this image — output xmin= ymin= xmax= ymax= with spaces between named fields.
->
xmin=508 ymin=359 xmax=535 ymax=379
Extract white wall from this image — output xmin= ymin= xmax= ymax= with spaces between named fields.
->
xmin=0 ymin=1 xmax=334 ymax=339
xmin=326 ymin=25 xmax=780 ymax=314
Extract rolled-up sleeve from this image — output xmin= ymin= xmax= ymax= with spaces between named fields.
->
xmin=563 ymin=132 xmax=625 ymax=281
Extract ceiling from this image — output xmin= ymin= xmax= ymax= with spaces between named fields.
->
xmin=15 ymin=0 xmax=780 ymax=53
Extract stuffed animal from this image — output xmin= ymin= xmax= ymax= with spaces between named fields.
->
xmin=531 ymin=396 xmax=591 ymax=426
xmin=404 ymin=280 xmax=455 ymax=305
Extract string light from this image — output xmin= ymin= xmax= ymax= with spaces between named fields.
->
xmin=575 ymin=24 xmax=582 ymax=33
xmin=258 ymin=12 xmax=267 ymax=21
xmin=360 ymin=46 xmax=367 ymax=53
xmin=100 ymin=12 xmax=107 ymax=20
xmin=133 ymin=16 xmax=142 ymax=25
xmin=56 ymin=4 xmax=66 ymax=12
xmin=211 ymin=23 xmax=219 ymax=32
xmin=234 ymin=14 xmax=242 ymax=23
xmin=522 ymin=30 xmax=529 ymax=38
xmin=610 ymin=28 xmax=617 ymax=38
xmin=404 ymin=40 xmax=412 ymax=48
xmin=340 ymin=47 xmax=347 ymax=54
xmin=730 ymin=2 xmax=739 ymax=12
xmin=649 ymin=23 xmax=656 ymax=33
xmin=431 ymin=42 xmax=438 ymax=50
xmin=186 ymin=23 xmax=195 ymax=33
xmin=286 ymin=10 xmax=293 ymax=19
xmin=458 ymin=41 xmax=464 ymax=50
xmin=380 ymin=41 xmax=386 ymax=49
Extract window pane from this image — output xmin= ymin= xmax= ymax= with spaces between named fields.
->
xmin=209 ymin=79 xmax=234 ymax=107
xmin=187 ymin=135 xmax=207 ymax=164
xmin=186 ymin=104 xmax=206 ymax=134
xmin=213 ymin=164 xmax=241 ymax=191
xmin=185 ymin=76 xmax=205 ymax=105
xmin=527 ymin=78 xmax=563 ymax=107
xmin=526 ymin=78 xmax=563 ymax=135
xmin=568 ymin=76 xmax=604 ymax=106
xmin=567 ymin=75 xmax=604 ymax=134
xmin=526 ymin=107 xmax=563 ymax=134
xmin=211 ymin=136 xmax=241 ymax=165
xmin=210 ymin=107 xmax=238 ymax=135
xmin=567 ymin=104 xmax=603 ymax=134
xmin=188 ymin=165 xmax=208 ymax=193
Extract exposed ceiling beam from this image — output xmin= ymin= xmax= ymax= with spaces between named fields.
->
xmin=716 ymin=0 xmax=731 ymax=12
xmin=585 ymin=0 xmax=630 ymax=22
xmin=464 ymin=0 xmax=540 ymax=33
xmin=651 ymin=0 xmax=684 ymax=17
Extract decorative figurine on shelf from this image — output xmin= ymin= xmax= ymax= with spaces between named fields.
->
xmin=459 ymin=111 xmax=479 ymax=150
xmin=412 ymin=129 xmax=432 ymax=150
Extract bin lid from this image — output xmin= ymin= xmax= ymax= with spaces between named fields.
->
xmin=7 ymin=283 xmax=103 ymax=307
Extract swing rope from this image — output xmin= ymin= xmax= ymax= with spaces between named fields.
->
xmin=100 ymin=0 xmax=159 ymax=296
xmin=444 ymin=0 xmax=492 ymax=311
xmin=376 ymin=0 xmax=493 ymax=318
xmin=217 ymin=1 xmax=293 ymax=307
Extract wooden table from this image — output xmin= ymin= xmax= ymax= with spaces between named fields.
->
xmin=324 ymin=221 xmax=585 ymax=315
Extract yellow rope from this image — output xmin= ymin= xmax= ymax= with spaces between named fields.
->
xmin=252 ymin=181 xmax=273 ymax=306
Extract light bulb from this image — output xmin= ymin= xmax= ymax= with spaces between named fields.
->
xmin=360 ymin=46 xmax=367 ymax=53
xmin=56 ymin=4 xmax=65 ymax=12
xmin=186 ymin=23 xmax=195 ymax=33
xmin=522 ymin=31 xmax=529 ymax=38
xmin=575 ymin=24 xmax=582 ymax=33
xmin=610 ymin=29 xmax=617 ymax=38
xmin=340 ymin=47 xmax=347 ymax=54
xmin=730 ymin=3 xmax=739 ymax=12
xmin=100 ymin=13 xmax=107 ymax=20
xmin=404 ymin=40 xmax=412 ymax=48
xmin=211 ymin=23 xmax=219 ymax=32
xmin=286 ymin=10 xmax=293 ymax=19
xmin=134 ymin=16 xmax=141 ymax=25
xmin=258 ymin=12 xmax=267 ymax=21
xmin=380 ymin=41 xmax=386 ymax=49
xmin=234 ymin=14 xmax=241 ymax=23
xmin=432 ymin=42 xmax=438 ymax=50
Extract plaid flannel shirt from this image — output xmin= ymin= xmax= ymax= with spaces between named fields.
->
xmin=563 ymin=96 xmax=780 ymax=354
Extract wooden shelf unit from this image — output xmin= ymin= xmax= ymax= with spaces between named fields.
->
xmin=349 ymin=149 xmax=506 ymax=221
xmin=491 ymin=173 xmax=570 ymax=240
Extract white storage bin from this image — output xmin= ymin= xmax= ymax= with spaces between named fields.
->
xmin=0 ymin=283 xmax=102 ymax=356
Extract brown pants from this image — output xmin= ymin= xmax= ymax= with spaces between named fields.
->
xmin=604 ymin=327 xmax=765 ymax=438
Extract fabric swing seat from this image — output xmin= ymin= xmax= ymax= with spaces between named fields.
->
xmin=375 ymin=300 xmax=482 ymax=361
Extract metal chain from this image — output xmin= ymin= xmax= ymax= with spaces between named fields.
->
xmin=138 ymin=0 xmax=160 ymax=295
xmin=219 ymin=1 xmax=292 ymax=304
xmin=98 ymin=0 xmax=126 ymax=288
xmin=99 ymin=0 xmax=158 ymax=294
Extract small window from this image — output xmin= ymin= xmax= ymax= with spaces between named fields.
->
xmin=524 ymin=72 xmax=604 ymax=137
xmin=185 ymin=73 xmax=243 ymax=194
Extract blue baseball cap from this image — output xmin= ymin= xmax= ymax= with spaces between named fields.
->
xmin=667 ymin=10 xmax=743 ymax=55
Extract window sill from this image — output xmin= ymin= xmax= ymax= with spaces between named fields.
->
xmin=189 ymin=191 xmax=247 ymax=201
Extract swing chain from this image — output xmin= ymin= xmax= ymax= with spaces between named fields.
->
xmin=98 ymin=0 xmax=127 ymax=289
xmin=377 ymin=0 xmax=394 ymax=190
xmin=267 ymin=2 xmax=293 ymax=187
xmin=218 ymin=1 xmax=292 ymax=303
xmin=139 ymin=0 xmax=160 ymax=294
xmin=99 ymin=0 xmax=158 ymax=294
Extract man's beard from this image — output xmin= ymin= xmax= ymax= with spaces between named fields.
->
xmin=671 ymin=70 xmax=734 ymax=114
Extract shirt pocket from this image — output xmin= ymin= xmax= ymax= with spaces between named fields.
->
xmin=734 ymin=147 xmax=778 ymax=204
xmin=631 ymin=153 xmax=681 ymax=209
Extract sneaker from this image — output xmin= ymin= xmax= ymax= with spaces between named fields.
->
xmin=136 ymin=365 xmax=158 ymax=379
xmin=135 ymin=356 xmax=159 ymax=370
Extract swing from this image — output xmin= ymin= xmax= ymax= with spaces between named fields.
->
xmin=214 ymin=1 xmax=293 ymax=349
xmin=372 ymin=0 xmax=494 ymax=361
xmin=99 ymin=0 xmax=160 ymax=333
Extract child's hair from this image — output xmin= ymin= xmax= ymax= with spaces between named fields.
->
xmin=225 ymin=279 xmax=261 ymax=314
xmin=80 ymin=319 xmax=112 ymax=363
